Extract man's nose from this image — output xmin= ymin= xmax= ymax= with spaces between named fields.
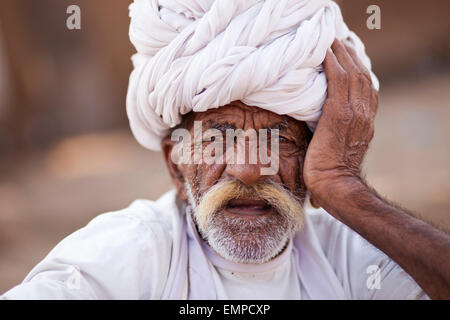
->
xmin=222 ymin=134 xmax=278 ymax=185
xmin=225 ymin=163 xmax=263 ymax=186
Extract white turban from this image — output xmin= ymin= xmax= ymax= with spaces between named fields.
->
xmin=126 ymin=0 xmax=379 ymax=151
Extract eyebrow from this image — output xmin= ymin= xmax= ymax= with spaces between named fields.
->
xmin=206 ymin=119 xmax=289 ymax=132
xmin=207 ymin=120 xmax=237 ymax=132
xmin=261 ymin=119 xmax=289 ymax=131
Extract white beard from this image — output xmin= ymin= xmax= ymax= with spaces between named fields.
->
xmin=185 ymin=180 xmax=304 ymax=264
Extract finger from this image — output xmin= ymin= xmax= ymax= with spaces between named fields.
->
xmin=361 ymin=74 xmax=372 ymax=104
xmin=343 ymin=42 xmax=378 ymax=123
xmin=331 ymin=40 xmax=359 ymax=76
xmin=323 ymin=47 xmax=348 ymax=101
xmin=369 ymin=88 xmax=379 ymax=121
xmin=344 ymin=44 xmax=372 ymax=84
xmin=332 ymin=40 xmax=363 ymax=101
xmin=360 ymin=77 xmax=373 ymax=118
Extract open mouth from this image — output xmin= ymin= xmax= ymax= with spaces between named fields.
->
xmin=224 ymin=198 xmax=273 ymax=216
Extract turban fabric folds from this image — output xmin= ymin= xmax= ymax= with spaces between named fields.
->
xmin=127 ymin=0 xmax=379 ymax=150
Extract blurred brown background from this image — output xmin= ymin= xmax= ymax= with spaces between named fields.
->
xmin=0 ymin=0 xmax=449 ymax=294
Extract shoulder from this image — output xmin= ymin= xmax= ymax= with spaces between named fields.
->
xmin=304 ymin=205 xmax=429 ymax=299
xmin=60 ymin=189 xmax=181 ymax=265
xmin=7 ymin=190 xmax=183 ymax=300
xmin=85 ymin=189 xmax=182 ymax=241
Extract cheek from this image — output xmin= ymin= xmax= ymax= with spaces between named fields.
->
xmin=196 ymin=163 xmax=227 ymax=195
xmin=278 ymin=156 xmax=306 ymax=199
xmin=176 ymin=163 xmax=197 ymax=199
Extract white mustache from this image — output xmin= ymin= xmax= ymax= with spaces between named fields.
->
xmin=193 ymin=179 xmax=305 ymax=230
xmin=186 ymin=178 xmax=306 ymax=264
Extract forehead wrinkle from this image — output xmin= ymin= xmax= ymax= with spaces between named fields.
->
xmin=203 ymin=106 xmax=242 ymax=118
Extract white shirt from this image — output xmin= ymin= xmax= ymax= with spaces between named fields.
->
xmin=203 ymin=237 xmax=303 ymax=299
xmin=1 ymin=190 xmax=428 ymax=300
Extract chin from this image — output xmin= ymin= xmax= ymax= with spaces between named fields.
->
xmin=202 ymin=211 xmax=294 ymax=264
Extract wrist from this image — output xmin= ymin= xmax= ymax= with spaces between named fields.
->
xmin=308 ymin=172 xmax=371 ymax=223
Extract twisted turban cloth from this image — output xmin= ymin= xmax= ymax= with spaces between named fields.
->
xmin=127 ymin=0 xmax=379 ymax=151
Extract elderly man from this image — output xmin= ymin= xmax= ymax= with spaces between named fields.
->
xmin=2 ymin=0 xmax=449 ymax=300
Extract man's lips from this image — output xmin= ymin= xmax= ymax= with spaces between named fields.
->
xmin=225 ymin=199 xmax=273 ymax=216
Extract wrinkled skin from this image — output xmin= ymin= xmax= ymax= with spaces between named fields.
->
xmin=303 ymin=40 xmax=379 ymax=212
xmin=163 ymin=101 xmax=312 ymax=207
xmin=162 ymin=40 xmax=450 ymax=299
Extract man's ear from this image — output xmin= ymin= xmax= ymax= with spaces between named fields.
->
xmin=161 ymin=136 xmax=188 ymax=202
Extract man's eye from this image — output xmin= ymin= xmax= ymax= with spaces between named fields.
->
xmin=267 ymin=135 xmax=291 ymax=144
xmin=278 ymin=136 xmax=292 ymax=143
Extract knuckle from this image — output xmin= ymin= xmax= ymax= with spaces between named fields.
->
xmin=371 ymin=101 xmax=379 ymax=115
xmin=372 ymin=90 xmax=379 ymax=102
xmin=363 ymin=71 xmax=372 ymax=82
xmin=337 ymin=71 xmax=349 ymax=85
xmin=354 ymin=100 xmax=366 ymax=113
xmin=340 ymin=106 xmax=354 ymax=123
xmin=352 ymin=71 xmax=364 ymax=81
xmin=362 ymin=75 xmax=372 ymax=87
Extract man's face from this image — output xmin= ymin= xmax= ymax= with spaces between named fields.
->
xmin=162 ymin=101 xmax=312 ymax=264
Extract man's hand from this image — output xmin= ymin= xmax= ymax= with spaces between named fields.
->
xmin=302 ymin=39 xmax=450 ymax=299
xmin=304 ymin=39 xmax=378 ymax=212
